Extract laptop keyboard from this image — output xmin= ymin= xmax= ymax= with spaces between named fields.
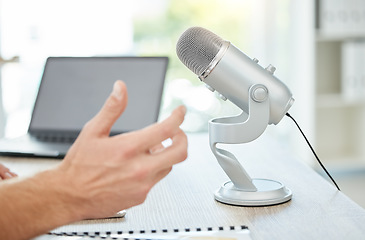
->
xmin=33 ymin=134 xmax=77 ymax=143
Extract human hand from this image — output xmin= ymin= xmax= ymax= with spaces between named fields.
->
xmin=55 ymin=80 xmax=187 ymax=220
xmin=0 ymin=163 xmax=17 ymax=180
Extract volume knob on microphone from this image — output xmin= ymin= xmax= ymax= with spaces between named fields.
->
xmin=251 ymin=85 xmax=268 ymax=103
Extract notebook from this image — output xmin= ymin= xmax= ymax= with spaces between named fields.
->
xmin=48 ymin=225 xmax=252 ymax=240
xmin=0 ymin=56 xmax=168 ymax=158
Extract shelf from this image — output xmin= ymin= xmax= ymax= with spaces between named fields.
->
xmin=313 ymin=0 xmax=365 ymax=168
xmin=316 ymin=30 xmax=365 ymax=42
xmin=317 ymin=93 xmax=365 ymax=108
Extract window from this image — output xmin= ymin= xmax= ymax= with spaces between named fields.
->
xmin=0 ymin=0 xmax=297 ymax=138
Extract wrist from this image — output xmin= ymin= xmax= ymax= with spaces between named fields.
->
xmin=33 ymin=168 xmax=87 ymax=224
xmin=0 ymin=167 xmax=89 ymax=240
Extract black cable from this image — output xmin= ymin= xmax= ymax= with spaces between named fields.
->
xmin=285 ymin=112 xmax=341 ymax=191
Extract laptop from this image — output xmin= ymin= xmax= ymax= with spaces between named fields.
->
xmin=0 ymin=56 xmax=168 ymax=158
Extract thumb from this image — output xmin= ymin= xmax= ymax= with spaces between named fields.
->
xmin=87 ymin=80 xmax=128 ymax=136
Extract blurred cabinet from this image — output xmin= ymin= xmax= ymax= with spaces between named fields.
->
xmin=315 ymin=0 xmax=365 ymax=167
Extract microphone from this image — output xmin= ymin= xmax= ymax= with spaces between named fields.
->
xmin=176 ymin=26 xmax=294 ymax=125
xmin=176 ymin=26 xmax=294 ymax=206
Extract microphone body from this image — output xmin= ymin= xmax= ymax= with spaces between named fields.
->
xmin=176 ymin=27 xmax=294 ymax=125
xmin=202 ymin=42 xmax=293 ymax=125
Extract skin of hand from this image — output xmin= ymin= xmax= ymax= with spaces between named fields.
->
xmin=0 ymin=163 xmax=17 ymax=180
xmin=57 ymin=80 xmax=188 ymax=219
xmin=0 ymin=80 xmax=188 ymax=240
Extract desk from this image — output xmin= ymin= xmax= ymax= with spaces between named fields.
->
xmin=1 ymin=133 xmax=365 ymax=240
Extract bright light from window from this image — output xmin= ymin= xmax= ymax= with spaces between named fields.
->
xmin=0 ymin=0 xmax=294 ymax=137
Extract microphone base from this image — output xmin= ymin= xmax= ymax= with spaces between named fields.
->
xmin=214 ymin=179 xmax=292 ymax=207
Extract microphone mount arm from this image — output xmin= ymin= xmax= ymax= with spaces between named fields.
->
xmin=209 ymin=84 xmax=292 ymax=206
xmin=209 ymin=84 xmax=269 ymax=190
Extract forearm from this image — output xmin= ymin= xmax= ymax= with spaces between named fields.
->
xmin=0 ymin=169 xmax=84 ymax=240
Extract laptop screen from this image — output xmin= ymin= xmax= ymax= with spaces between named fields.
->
xmin=29 ymin=57 xmax=168 ymax=135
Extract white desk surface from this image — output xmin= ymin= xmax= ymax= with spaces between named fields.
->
xmin=1 ymin=133 xmax=365 ymax=240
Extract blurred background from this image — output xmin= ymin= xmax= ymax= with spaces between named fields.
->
xmin=0 ymin=0 xmax=364 ymax=207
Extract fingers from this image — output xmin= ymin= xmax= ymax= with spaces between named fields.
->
xmin=146 ymin=129 xmax=187 ymax=185
xmin=0 ymin=164 xmax=17 ymax=180
xmin=86 ymin=80 xmax=128 ymax=136
xmin=124 ymin=105 xmax=186 ymax=151
xmin=152 ymin=128 xmax=188 ymax=166
xmin=149 ymin=143 xmax=165 ymax=154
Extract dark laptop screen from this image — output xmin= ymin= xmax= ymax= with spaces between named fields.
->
xmin=29 ymin=57 xmax=168 ymax=135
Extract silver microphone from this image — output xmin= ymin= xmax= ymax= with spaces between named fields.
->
xmin=176 ymin=26 xmax=294 ymax=125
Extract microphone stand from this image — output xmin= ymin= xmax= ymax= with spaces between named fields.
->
xmin=209 ymin=84 xmax=292 ymax=206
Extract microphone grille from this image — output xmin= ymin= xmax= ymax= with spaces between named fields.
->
xmin=176 ymin=27 xmax=225 ymax=76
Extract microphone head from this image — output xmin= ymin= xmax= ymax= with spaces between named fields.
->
xmin=176 ymin=27 xmax=226 ymax=76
